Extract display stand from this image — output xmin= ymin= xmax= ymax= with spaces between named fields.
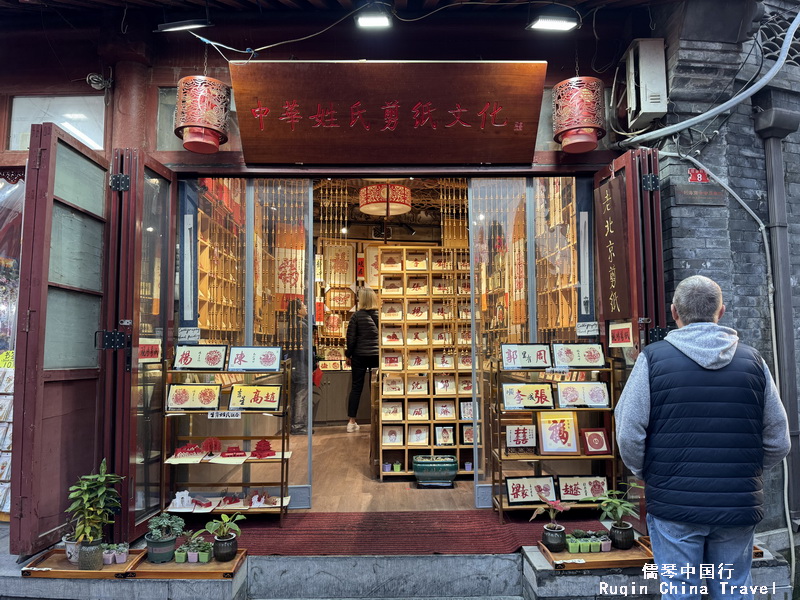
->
xmin=374 ymin=247 xmax=479 ymax=479
xmin=490 ymin=350 xmax=617 ymax=523
xmin=160 ymin=359 xmax=291 ymax=524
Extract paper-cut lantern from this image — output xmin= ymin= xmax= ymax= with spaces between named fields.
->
xmin=358 ymin=184 xmax=412 ymax=216
xmin=552 ymin=76 xmax=606 ymax=154
xmin=174 ymin=76 xmax=231 ymax=154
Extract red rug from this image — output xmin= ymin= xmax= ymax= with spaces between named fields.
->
xmin=186 ymin=511 xmax=604 ymax=556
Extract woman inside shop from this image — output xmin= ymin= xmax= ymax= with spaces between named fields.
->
xmin=286 ymin=298 xmax=309 ymax=435
xmin=344 ymin=287 xmax=380 ymax=433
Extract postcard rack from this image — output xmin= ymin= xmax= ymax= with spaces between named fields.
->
xmin=489 ymin=345 xmax=618 ymax=523
xmin=159 ymin=355 xmax=292 ymax=524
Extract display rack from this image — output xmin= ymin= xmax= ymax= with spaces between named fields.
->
xmin=160 ymin=360 xmax=291 ymax=524
xmin=375 ymin=247 xmax=479 ymax=479
xmin=490 ymin=353 xmax=617 ymax=523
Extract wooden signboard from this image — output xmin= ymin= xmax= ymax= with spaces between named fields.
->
xmin=229 ymin=61 xmax=547 ymax=165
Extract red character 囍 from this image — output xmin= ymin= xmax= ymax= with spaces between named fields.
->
xmin=512 ymin=427 xmax=529 ymax=445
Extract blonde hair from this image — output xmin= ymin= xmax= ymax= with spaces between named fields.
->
xmin=358 ymin=287 xmax=379 ymax=310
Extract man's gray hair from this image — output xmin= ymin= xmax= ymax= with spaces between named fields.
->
xmin=672 ymin=275 xmax=723 ymax=324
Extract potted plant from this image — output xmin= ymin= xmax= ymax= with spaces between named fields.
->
xmin=145 ymin=513 xmax=185 ymax=563
xmin=600 ymin=534 xmax=612 ymax=552
xmin=196 ymin=512 xmax=245 ymax=562
xmin=62 ymin=530 xmax=81 ymax=566
xmin=593 ymin=483 xmax=642 ymax=550
xmin=65 ymin=458 xmax=124 ymax=570
xmin=174 ymin=544 xmax=188 ymax=564
xmin=566 ymin=532 xmax=579 ymax=553
xmin=101 ymin=543 xmax=116 ymax=565
xmin=588 ymin=532 xmax=601 ymax=553
xmin=529 ymin=493 xmax=574 ymax=553
xmin=114 ymin=542 xmax=129 ymax=564
xmin=197 ymin=540 xmax=213 ymax=563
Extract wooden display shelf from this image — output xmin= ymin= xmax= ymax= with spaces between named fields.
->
xmin=126 ymin=549 xmax=247 ymax=579
xmin=537 ymin=540 xmax=652 ymax=570
xmin=492 ymin=495 xmax=601 ymax=511
xmin=22 ymin=549 xmax=145 ymax=579
xmin=494 ymin=450 xmax=615 ymax=461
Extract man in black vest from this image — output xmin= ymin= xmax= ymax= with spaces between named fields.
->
xmin=616 ymin=275 xmax=790 ymax=600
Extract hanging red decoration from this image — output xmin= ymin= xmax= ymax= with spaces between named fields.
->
xmin=552 ymin=77 xmax=606 ymax=154
xmin=174 ymin=76 xmax=232 ymax=154
xmin=358 ymin=184 xmax=412 ymax=216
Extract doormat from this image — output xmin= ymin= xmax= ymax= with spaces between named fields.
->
xmin=184 ymin=511 xmax=604 ymax=556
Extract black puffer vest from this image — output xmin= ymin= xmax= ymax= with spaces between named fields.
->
xmin=345 ymin=309 xmax=379 ymax=358
xmin=643 ymin=341 xmax=766 ymax=526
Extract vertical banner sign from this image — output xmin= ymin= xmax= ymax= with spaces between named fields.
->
xmin=229 ymin=61 xmax=547 ymax=165
xmin=593 ymin=177 xmax=631 ymax=319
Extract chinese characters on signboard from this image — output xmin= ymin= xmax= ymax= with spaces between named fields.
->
xmin=593 ymin=177 xmax=631 ymax=319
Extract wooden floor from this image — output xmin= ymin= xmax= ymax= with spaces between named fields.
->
xmin=289 ymin=425 xmax=475 ymax=512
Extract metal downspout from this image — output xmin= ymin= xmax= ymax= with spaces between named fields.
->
xmin=754 ymin=107 xmax=800 ymax=525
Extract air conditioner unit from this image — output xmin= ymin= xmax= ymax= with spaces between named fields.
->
xmin=624 ymin=38 xmax=668 ymax=129
xmin=372 ymin=226 xmax=392 ymax=239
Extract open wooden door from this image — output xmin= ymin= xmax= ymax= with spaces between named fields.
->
xmin=10 ymin=123 xmax=118 ymax=555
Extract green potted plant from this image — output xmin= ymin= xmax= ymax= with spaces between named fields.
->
xmin=114 ymin=542 xmax=129 ymax=564
xmin=174 ymin=543 xmax=188 ymax=564
xmin=145 ymin=513 xmax=185 ymax=563
xmin=62 ymin=529 xmax=81 ymax=566
xmin=65 ymin=458 xmax=124 ymax=570
xmin=593 ymin=483 xmax=643 ymax=550
xmin=195 ymin=512 xmax=245 ymax=562
xmin=530 ymin=493 xmax=574 ymax=553
xmin=566 ymin=532 xmax=579 ymax=553
xmin=197 ymin=540 xmax=213 ymax=563
xmin=576 ymin=529 xmax=591 ymax=553
xmin=588 ymin=532 xmax=601 ymax=553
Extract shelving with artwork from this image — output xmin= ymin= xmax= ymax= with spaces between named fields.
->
xmin=160 ymin=344 xmax=291 ymax=523
xmin=376 ymin=246 xmax=478 ymax=480
xmin=489 ymin=342 xmax=617 ymax=523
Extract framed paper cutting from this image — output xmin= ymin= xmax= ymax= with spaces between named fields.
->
xmin=458 ymin=377 xmax=473 ymax=394
xmin=382 ymin=351 xmax=403 ymax=371
xmin=434 ymin=374 xmax=456 ymax=395
xmin=380 ymin=249 xmax=403 ymax=272
xmin=406 ymin=300 xmax=429 ymax=321
xmin=407 ymin=401 xmax=429 ymax=420
xmin=536 ymin=411 xmax=580 ymax=455
xmin=325 ymin=288 xmax=355 ymax=311
xmin=322 ymin=243 xmax=356 ymax=287
xmin=434 ymin=425 xmax=455 ymax=446
xmin=382 ymin=425 xmax=404 ymax=446
xmin=406 ymin=276 xmax=428 ymax=295
xmin=505 ymin=425 xmax=536 ymax=449
xmin=407 ymin=425 xmax=430 ymax=445
xmin=552 ymin=343 xmax=605 ymax=368
xmin=406 ymin=326 xmax=428 ymax=345
xmin=462 ymin=424 xmax=480 ymax=444
xmin=407 ymin=351 xmax=429 ymax=370
xmin=167 ymin=384 xmax=222 ymax=411
xmin=381 ymin=401 xmax=403 ymax=421
xmin=505 ymin=476 xmax=556 ymax=505
xmin=323 ymin=347 xmax=345 ymax=360
xmin=556 ymin=382 xmax=610 ymax=408
xmin=173 ymin=345 xmax=228 ymax=371
xmin=460 ymin=401 xmax=474 ymax=421
xmin=319 ymin=360 xmax=342 ymax=371
xmin=432 ymin=351 xmax=454 ymax=370
xmin=501 ymin=383 xmax=554 ymax=409
xmin=405 ymin=251 xmax=428 ymax=270
xmin=558 ymin=476 xmax=608 ymax=501
xmin=433 ymin=399 xmax=456 ymax=419
xmin=381 ymin=326 xmax=403 ymax=345
xmin=382 ymin=375 xmax=404 ymax=396
xmin=431 ymin=301 xmax=453 ymax=320
xmin=407 ymin=375 xmax=429 ymax=395
xmin=580 ymin=428 xmax=610 ymax=455
xmin=323 ymin=313 xmax=344 ymax=337
xmin=228 ymin=385 xmax=282 ymax=411
xmin=365 ymin=244 xmax=381 ymax=287
xmin=500 ymin=344 xmax=552 ymax=370
xmin=227 ymin=346 xmax=282 ymax=371
xmin=381 ymin=301 xmax=403 ymax=322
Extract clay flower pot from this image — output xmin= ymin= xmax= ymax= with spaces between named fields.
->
xmin=541 ymin=524 xmax=566 ymax=553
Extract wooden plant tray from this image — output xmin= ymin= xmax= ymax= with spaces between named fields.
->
xmin=22 ymin=549 xmax=247 ymax=580
xmin=126 ymin=549 xmax=247 ymax=579
xmin=22 ymin=549 xmax=145 ymax=579
xmin=537 ymin=539 xmax=653 ymax=570
xmin=638 ymin=536 xmax=764 ymax=559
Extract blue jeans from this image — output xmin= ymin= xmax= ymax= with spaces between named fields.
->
xmin=646 ymin=514 xmax=756 ymax=600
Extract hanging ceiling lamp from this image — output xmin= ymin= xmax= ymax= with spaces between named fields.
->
xmin=552 ymin=76 xmax=606 ymax=154
xmin=174 ymin=76 xmax=232 ymax=154
xmin=358 ymin=183 xmax=412 ymax=216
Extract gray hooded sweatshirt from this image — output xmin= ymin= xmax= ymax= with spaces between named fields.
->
xmin=615 ymin=322 xmax=790 ymax=479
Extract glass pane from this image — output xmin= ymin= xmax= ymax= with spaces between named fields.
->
xmin=54 ymin=142 xmax=106 ymax=218
xmin=9 ymin=96 xmax=105 ymax=151
xmin=157 ymin=88 xmax=241 ymax=152
xmin=0 ymin=178 xmax=24 ymax=353
xmin=49 ymin=202 xmax=104 ymax=292
xmin=44 ymin=288 xmax=101 ymax=369
xmin=134 ymin=168 xmax=171 ymax=522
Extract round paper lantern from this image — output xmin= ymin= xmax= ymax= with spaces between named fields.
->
xmin=358 ymin=184 xmax=412 ymax=216
xmin=174 ymin=76 xmax=232 ymax=154
xmin=552 ymin=76 xmax=606 ymax=154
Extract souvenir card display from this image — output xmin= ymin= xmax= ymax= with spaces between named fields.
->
xmin=407 ymin=350 xmax=430 ymax=370
xmin=552 ymin=344 xmax=605 ymax=368
xmin=407 ymin=425 xmax=430 ymax=445
xmin=432 ymin=278 xmax=453 ymax=295
xmin=173 ymin=345 xmax=228 ymax=370
xmin=556 ymin=382 xmax=610 ymax=408
xmin=501 ymin=383 xmax=554 ymax=409
xmin=407 ymin=375 xmax=429 ymax=395
xmin=405 ymin=251 xmax=428 ymax=270
xmin=406 ymin=276 xmax=429 ymax=295
xmin=381 ymin=401 xmax=404 ymax=421
xmin=226 ymin=346 xmax=282 ymax=371
xmin=382 ymin=425 xmax=404 ymax=445
xmin=434 ymin=399 xmax=457 ymax=420
xmin=462 ymin=424 xmax=480 ymax=445
xmin=228 ymin=385 xmax=282 ymax=411
xmin=458 ymin=377 xmax=474 ymax=394
xmin=457 ymin=327 xmax=472 ymax=345
xmin=431 ymin=252 xmax=453 ymax=271
xmin=167 ymin=384 xmax=222 ymax=411
xmin=457 ymin=354 xmax=473 ymax=370
xmin=558 ymin=476 xmax=608 ymax=501
xmin=381 ymin=325 xmax=403 ymax=345
xmin=458 ymin=303 xmax=471 ymax=320
xmin=431 ymin=326 xmax=452 ymax=345
xmin=580 ymin=428 xmax=610 ymax=455
xmin=406 ymin=325 xmax=429 ymax=345
xmin=505 ymin=425 xmax=537 ymax=449
xmin=460 ymin=401 xmax=474 ymax=420
xmin=380 ymin=250 xmax=403 ymax=272
xmin=505 ymin=476 xmax=556 ymax=505
xmin=381 ymin=275 xmax=403 ymax=295
xmin=381 ymin=301 xmax=403 ymax=321
xmin=434 ymin=374 xmax=456 ymax=395
xmin=500 ymin=344 xmax=552 ymax=370
xmin=325 ymin=288 xmax=355 ymax=311
xmin=433 ymin=351 xmax=455 ymax=370
xmin=434 ymin=425 xmax=455 ymax=446
xmin=382 ymin=375 xmax=404 ymax=396
xmin=319 ymin=360 xmax=342 ymax=371
xmin=407 ymin=401 xmax=430 ymax=420
xmin=406 ymin=300 xmax=429 ymax=320
xmin=382 ymin=351 xmax=403 ymax=371
xmin=457 ymin=278 xmax=471 ymax=295
xmin=536 ymin=411 xmax=580 ymax=455
xmin=323 ymin=347 xmax=346 ymax=360
xmin=431 ymin=301 xmax=453 ymax=320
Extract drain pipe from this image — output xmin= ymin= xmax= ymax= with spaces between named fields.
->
xmin=754 ymin=106 xmax=800 ymax=526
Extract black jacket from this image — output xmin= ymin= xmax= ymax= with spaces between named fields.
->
xmin=345 ymin=309 xmax=379 ymax=359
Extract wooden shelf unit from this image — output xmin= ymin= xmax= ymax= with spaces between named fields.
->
xmin=160 ymin=362 xmax=291 ymax=523
xmin=376 ymin=247 xmax=479 ymax=479
xmin=489 ymin=358 xmax=618 ymax=523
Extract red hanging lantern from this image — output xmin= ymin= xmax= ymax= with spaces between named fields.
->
xmin=174 ymin=76 xmax=231 ymax=154
xmin=358 ymin=184 xmax=412 ymax=216
xmin=552 ymin=77 xmax=606 ymax=154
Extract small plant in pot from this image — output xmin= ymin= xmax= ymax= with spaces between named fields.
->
xmin=196 ymin=512 xmax=245 ymax=562
xmin=145 ymin=513 xmax=185 ymax=563
xmin=64 ymin=458 xmax=124 ymax=570
xmin=594 ymin=483 xmax=643 ymax=550
xmin=101 ymin=544 xmax=117 ymax=565
xmin=530 ymin=493 xmax=574 ymax=553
